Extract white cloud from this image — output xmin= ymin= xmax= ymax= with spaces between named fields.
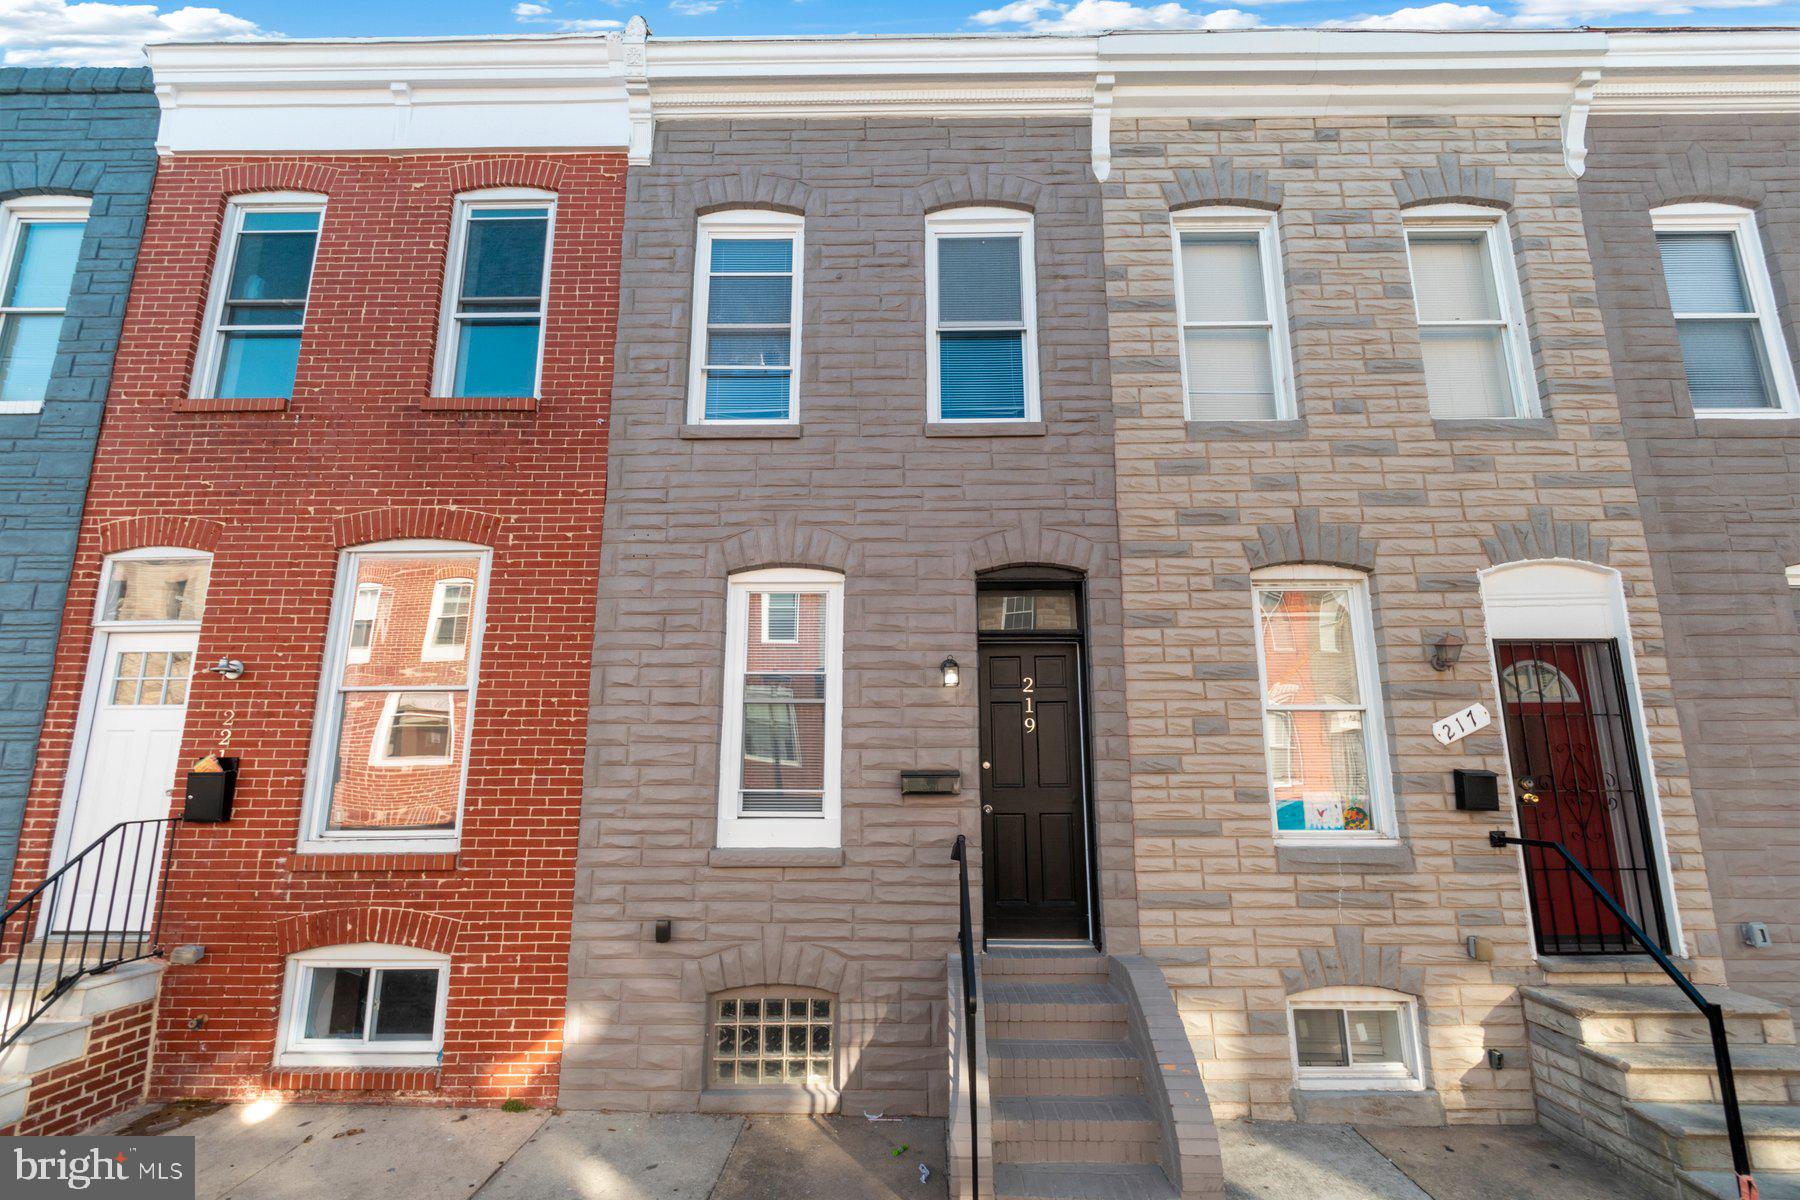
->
xmin=511 ymin=1 xmax=550 ymax=13
xmin=670 ymin=0 xmax=721 ymax=12
xmin=1511 ymin=0 xmax=1783 ymax=21
xmin=510 ymin=1 xmax=622 ymax=30
xmin=1330 ymin=2 xmax=1509 ymax=27
xmin=0 ymin=0 xmax=264 ymax=66
xmin=972 ymin=0 xmax=1260 ymax=32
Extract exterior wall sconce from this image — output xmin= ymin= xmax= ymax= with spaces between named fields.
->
xmin=205 ymin=656 xmax=245 ymax=680
xmin=1428 ymin=633 xmax=1466 ymax=672
xmin=940 ymin=657 xmax=961 ymax=688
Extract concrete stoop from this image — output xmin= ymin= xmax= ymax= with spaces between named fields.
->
xmin=967 ymin=946 xmax=1222 ymax=1200
xmin=0 ymin=958 xmax=165 ymax=1130
xmin=1523 ymin=983 xmax=1800 ymax=1200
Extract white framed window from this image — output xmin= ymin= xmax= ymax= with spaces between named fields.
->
xmin=717 ymin=568 xmax=843 ymax=849
xmin=1288 ymin=987 xmax=1424 ymax=1092
xmin=1172 ymin=207 xmax=1294 ymax=420
xmin=0 ymin=196 xmax=89 ymax=413
xmin=434 ymin=189 xmax=554 ymax=399
xmin=1252 ymin=565 xmax=1394 ymax=842
xmin=195 ymin=192 xmax=324 ymax=401
xmin=1651 ymin=204 xmax=1798 ymax=417
xmin=688 ymin=210 xmax=802 ymax=424
xmin=1403 ymin=205 xmax=1538 ymax=419
xmin=276 ymin=943 xmax=449 ymax=1068
xmin=927 ymin=207 xmax=1039 ymax=423
xmin=300 ymin=540 xmax=490 ymax=853
xmin=710 ymin=989 xmax=835 ymax=1090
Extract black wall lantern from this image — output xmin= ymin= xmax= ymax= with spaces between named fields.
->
xmin=940 ymin=656 xmax=961 ymax=687
xmin=1428 ymin=632 xmax=1466 ymax=672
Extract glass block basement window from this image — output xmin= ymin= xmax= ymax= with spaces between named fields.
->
xmin=713 ymin=995 xmax=833 ymax=1086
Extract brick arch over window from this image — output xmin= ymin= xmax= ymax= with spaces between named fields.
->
xmin=274 ymin=907 xmax=462 ymax=957
xmin=1393 ymin=153 xmax=1514 ymax=211
xmin=1242 ymin=509 xmax=1376 ymax=573
xmin=217 ymin=162 xmax=342 ymax=198
xmin=0 ymin=166 xmax=103 ymax=201
xmin=97 ymin=515 xmax=225 ymax=556
xmin=965 ymin=519 xmax=1108 ymax=578
xmin=687 ymin=935 xmax=855 ymax=1002
xmin=681 ymin=170 xmax=813 ymax=218
xmin=1162 ymin=158 xmax=1283 ymax=212
xmin=1641 ymin=144 xmax=1766 ymax=210
xmin=714 ymin=519 xmax=854 ymax=575
xmin=914 ymin=169 xmax=1043 ymax=215
xmin=1280 ymin=926 xmax=1424 ymax=997
xmin=447 ymin=158 xmax=567 ymax=195
xmin=332 ymin=506 xmax=502 ymax=550
xmin=1481 ymin=506 xmax=1611 ymax=567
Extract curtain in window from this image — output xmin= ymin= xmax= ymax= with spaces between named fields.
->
xmin=937 ymin=235 xmax=1026 ymax=420
xmin=1407 ymin=230 xmax=1516 ymax=419
xmin=1656 ymin=231 xmax=1774 ymax=410
xmin=1180 ymin=233 xmax=1279 ymax=420
xmin=705 ymin=237 xmax=794 ymax=421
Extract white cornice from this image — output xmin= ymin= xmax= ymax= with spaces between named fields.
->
xmin=1592 ymin=29 xmax=1800 ymax=113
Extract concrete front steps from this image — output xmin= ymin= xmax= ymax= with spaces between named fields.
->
xmin=0 ymin=958 xmax=165 ymax=1130
xmin=1524 ymin=983 xmax=1800 ymax=1200
xmin=981 ymin=947 xmax=1216 ymax=1200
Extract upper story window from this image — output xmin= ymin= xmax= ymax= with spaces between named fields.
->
xmin=276 ymin=943 xmax=449 ymax=1069
xmin=436 ymin=190 xmax=554 ymax=399
xmin=1251 ymin=565 xmax=1394 ymax=842
xmin=689 ymin=210 xmax=802 ymax=424
xmin=1652 ymin=204 xmax=1798 ymax=417
xmin=197 ymin=194 xmax=323 ymax=401
xmin=1173 ymin=208 xmax=1294 ymax=421
xmin=717 ymin=568 xmax=843 ymax=850
xmin=302 ymin=541 xmax=490 ymax=853
xmin=927 ymin=207 xmax=1039 ymax=423
xmin=1289 ymin=986 xmax=1423 ymax=1092
xmin=0 ymin=196 xmax=89 ymax=413
xmin=1403 ymin=206 xmax=1538 ymax=419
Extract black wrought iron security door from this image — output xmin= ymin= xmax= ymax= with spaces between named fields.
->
xmin=1494 ymin=639 xmax=1671 ymax=955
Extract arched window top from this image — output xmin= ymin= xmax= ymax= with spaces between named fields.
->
xmin=455 ymin=185 xmax=555 ymax=203
xmin=1651 ymin=200 xmax=1754 ymax=220
xmin=96 ymin=548 xmax=211 ymax=627
xmin=1252 ymin=562 xmax=1369 ymax=585
xmin=1498 ymin=659 xmax=1581 ymax=705
xmin=1290 ymin=984 xmax=1414 ymax=1007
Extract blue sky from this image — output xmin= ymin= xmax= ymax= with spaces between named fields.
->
xmin=1 ymin=0 xmax=1795 ymax=67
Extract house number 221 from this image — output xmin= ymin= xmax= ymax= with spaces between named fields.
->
xmin=1021 ymin=676 xmax=1036 ymax=733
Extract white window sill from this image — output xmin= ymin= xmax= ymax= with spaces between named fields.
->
xmin=1273 ymin=837 xmax=1403 ymax=850
xmin=296 ymin=837 xmax=462 ymax=857
xmin=1293 ymin=1075 xmax=1424 ymax=1093
xmin=276 ymin=1049 xmax=441 ymax=1069
xmin=1692 ymin=410 xmax=1800 ymax=421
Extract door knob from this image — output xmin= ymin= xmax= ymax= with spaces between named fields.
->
xmin=982 ymin=804 xmax=993 ymax=814
xmin=981 ymin=761 xmax=991 ymax=770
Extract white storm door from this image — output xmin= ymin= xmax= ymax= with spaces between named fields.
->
xmin=51 ymin=630 xmax=196 ymax=933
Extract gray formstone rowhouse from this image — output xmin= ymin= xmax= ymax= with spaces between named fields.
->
xmin=1580 ymin=112 xmax=1800 ymax=1012
xmin=0 ymin=68 xmax=157 ymax=893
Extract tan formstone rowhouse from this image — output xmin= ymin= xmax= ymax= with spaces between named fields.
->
xmin=1100 ymin=104 xmax=1725 ymax=1123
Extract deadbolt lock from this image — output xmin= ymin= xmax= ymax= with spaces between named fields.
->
xmin=1519 ymin=776 xmax=1541 ymax=806
xmin=982 ymin=804 xmax=993 ymax=814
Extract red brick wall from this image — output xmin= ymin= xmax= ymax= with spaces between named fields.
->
xmin=0 ymin=1002 xmax=155 ymax=1136
xmin=6 ymin=151 xmax=624 ymax=1106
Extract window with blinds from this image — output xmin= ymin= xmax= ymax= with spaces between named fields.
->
xmin=691 ymin=211 xmax=802 ymax=423
xmin=928 ymin=208 xmax=1038 ymax=422
xmin=1653 ymin=220 xmax=1786 ymax=413
xmin=1403 ymin=211 xmax=1536 ymax=420
xmin=718 ymin=569 xmax=843 ymax=849
xmin=1173 ymin=211 xmax=1292 ymax=420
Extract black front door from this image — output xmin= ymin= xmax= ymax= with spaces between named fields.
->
xmin=978 ymin=641 xmax=1088 ymax=940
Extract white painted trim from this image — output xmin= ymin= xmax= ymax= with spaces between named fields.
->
xmin=431 ymin=190 xmax=556 ymax=401
xmin=1650 ymin=203 xmax=1799 ymax=419
xmin=420 ymin=577 xmax=475 ymax=662
xmin=1596 ymin=31 xmax=1800 ymax=113
xmin=275 ymin=943 xmax=449 ymax=1069
xmin=192 ymin=194 xmax=324 ymax=402
xmin=1403 ymin=206 xmax=1540 ymax=421
xmin=1250 ymin=565 xmax=1396 ymax=845
xmin=1287 ymin=986 xmax=1426 ymax=1093
xmin=716 ymin=568 xmax=843 ymax=850
xmin=1170 ymin=207 xmax=1295 ymax=422
xmin=0 ymin=196 xmax=91 ymax=415
xmin=926 ymin=207 xmax=1040 ymax=425
xmin=298 ymin=540 xmax=491 ymax=856
xmin=687 ymin=210 xmax=804 ymax=426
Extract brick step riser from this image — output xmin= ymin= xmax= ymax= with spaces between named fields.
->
xmin=991 ymin=1019 xmax=1130 ymax=1042
xmin=990 ymin=1064 xmax=1144 ymax=1098
xmin=994 ymin=1135 xmax=1162 ymax=1166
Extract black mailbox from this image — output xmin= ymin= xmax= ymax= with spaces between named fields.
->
xmin=183 ymin=757 xmax=239 ymax=823
xmin=900 ymin=769 xmax=961 ymax=796
xmin=1453 ymin=768 xmax=1500 ymax=812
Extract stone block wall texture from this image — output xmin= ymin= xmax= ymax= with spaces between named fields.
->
xmin=565 ymin=117 xmax=1132 ymax=1115
xmin=0 ymin=67 xmax=157 ymax=894
xmin=1101 ymin=114 xmax=1719 ymax=1123
xmin=1580 ymin=113 xmax=1800 ymax=1010
xmin=6 ymin=151 xmax=624 ymax=1105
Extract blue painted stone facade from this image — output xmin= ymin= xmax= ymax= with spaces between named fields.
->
xmin=0 ymin=67 xmax=158 ymax=892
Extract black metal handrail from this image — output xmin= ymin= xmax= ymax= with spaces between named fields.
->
xmin=1490 ymin=830 xmax=1756 ymax=1198
xmin=951 ymin=834 xmax=979 ymax=1200
xmin=1 ymin=817 xmax=181 ymax=1050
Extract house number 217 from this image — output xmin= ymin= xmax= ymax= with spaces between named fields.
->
xmin=1021 ymin=677 xmax=1036 ymax=733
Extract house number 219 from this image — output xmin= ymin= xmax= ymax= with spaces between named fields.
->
xmin=1021 ymin=677 xmax=1036 ymax=733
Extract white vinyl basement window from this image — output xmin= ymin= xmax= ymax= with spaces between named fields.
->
xmin=1173 ymin=208 xmax=1294 ymax=420
xmin=927 ymin=207 xmax=1039 ymax=423
xmin=436 ymin=190 xmax=554 ymax=399
xmin=1289 ymin=987 xmax=1423 ymax=1091
xmin=689 ymin=210 xmax=803 ymax=423
xmin=717 ymin=568 xmax=843 ymax=849
xmin=0 ymin=196 xmax=89 ymax=413
xmin=277 ymin=943 xmax=449 ymax=1068
xmin=1403 ymin=206 xmax=1538 ymax=419
xmin=1652 ymin=204 xmax=1798 ymax=417
xmin=196 ymin=193 xmax=324 ymax=401
xmin=1251 ymin=565 xmax=1394 ymax=842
